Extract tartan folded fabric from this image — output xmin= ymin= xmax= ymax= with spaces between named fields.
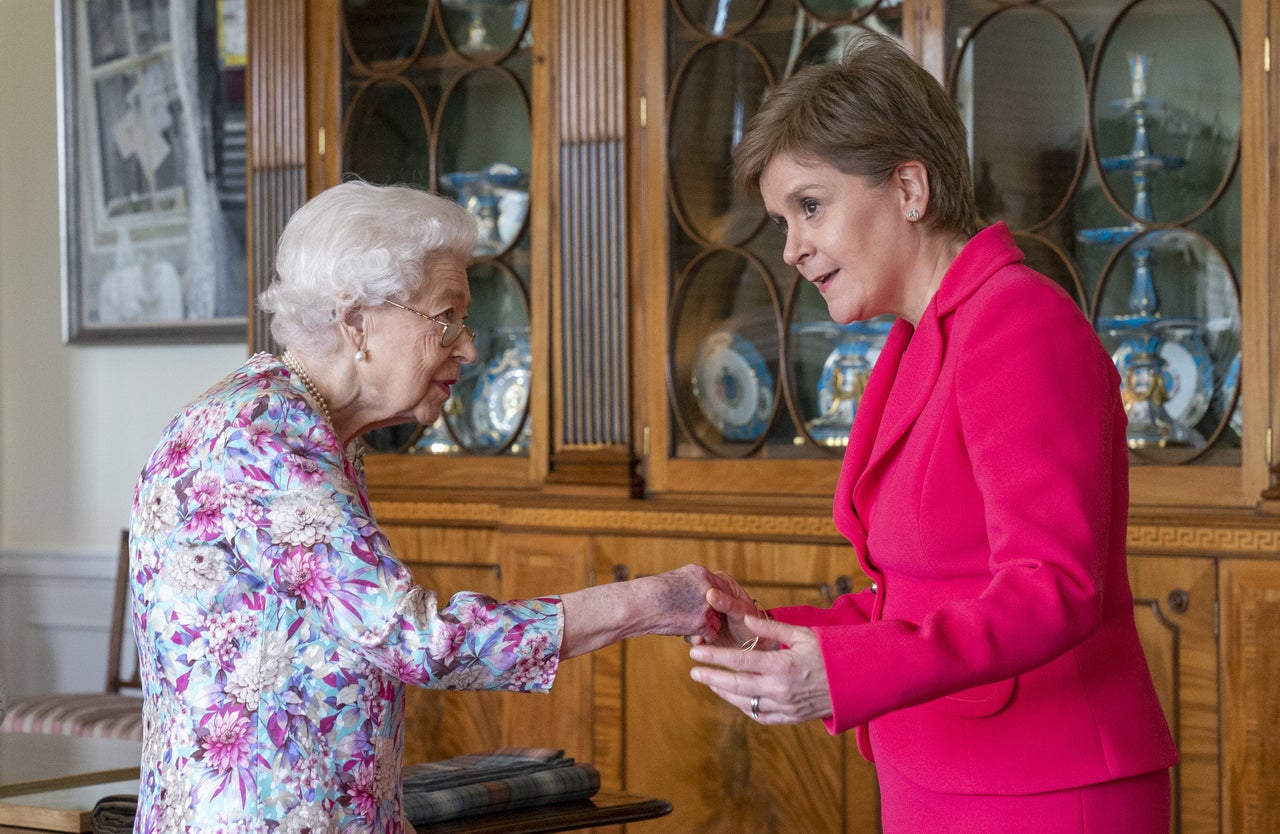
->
xmin=402 ymin=747 xmax=601 ymax=825
xmin=89 ymin=794 xmax=138 ymax=834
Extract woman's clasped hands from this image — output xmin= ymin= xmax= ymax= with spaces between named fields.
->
xmin=687 ymin=574 xmax=833 ymax=725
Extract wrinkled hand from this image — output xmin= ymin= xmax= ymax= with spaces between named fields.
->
xmin=639 ymin=564 xmax=736 ymax=644
xmin=560 ymin=565 xmax=734 ymax=658
xmin=688 ymin=617 xmax=832 ymax=725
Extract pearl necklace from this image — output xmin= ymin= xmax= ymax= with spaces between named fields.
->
xmin=280 ymin=351 xmax=332 ymax=424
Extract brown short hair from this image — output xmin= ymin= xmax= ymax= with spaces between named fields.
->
xmin=732 ymin=32 xmax=981 ymax=236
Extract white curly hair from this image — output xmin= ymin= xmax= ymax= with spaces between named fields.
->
xmin=259 ymin=180 xmax=477 ymax=356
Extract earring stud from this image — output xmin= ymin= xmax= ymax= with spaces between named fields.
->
xmin=907 ymin=209 xmax=920 ymax=221
xmin=354 ymin=349 xmax=366 ymax=363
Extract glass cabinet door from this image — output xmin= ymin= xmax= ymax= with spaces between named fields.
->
xmin=662 ymin=1 xmax=905 ymax=466
xmin=648 ymin=0 xmax=1258 ymax=504
xmin=945 ymin=0 xmax=1242 ymax=468
xmin=647 ymin=1 xmax=916 ymax=497
xmin=338 ymin=0 xmax=535 ymax=460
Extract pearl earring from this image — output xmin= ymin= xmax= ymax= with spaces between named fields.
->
xmin=354 ymin=349 xmax=366 ymax=363
xmin=907 ymin=209 xmax=920 ymax=221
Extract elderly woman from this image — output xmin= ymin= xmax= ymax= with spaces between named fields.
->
xmin=688 ymin=33 xmax=1178 ymax=833
xmin=130 ymin=180 xmax=723 ymax=833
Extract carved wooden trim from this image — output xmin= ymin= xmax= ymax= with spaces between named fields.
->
xmin=372 ymin=498 xmax=1280 ymax=556
xmin=371 ymin=499 xmax=838 ymax=541
xmin=371 ymin=501 xmax=504 ymax=527
xmin=1127 ymin=521 xmax=1280 ymax=557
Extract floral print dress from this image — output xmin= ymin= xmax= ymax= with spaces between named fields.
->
xmin=129 ymin=353 xmax=563 ymax=833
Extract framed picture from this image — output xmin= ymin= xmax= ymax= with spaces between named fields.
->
xmin=58 ymin=0 xmax=247 ymax=343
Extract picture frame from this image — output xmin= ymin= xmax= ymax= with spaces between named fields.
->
xmin=57 ymin=0 xmax=248 ymax=343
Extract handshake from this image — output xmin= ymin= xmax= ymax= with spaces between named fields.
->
xmin=628 ymin=564 xmax=775 ymax=650
xmin=557 ymin=564 xmax=763 ymax=655
xmin=558 ymin=564 xmax=834 ymax=726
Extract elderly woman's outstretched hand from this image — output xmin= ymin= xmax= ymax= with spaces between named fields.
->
xmin=558 ymin=564 xmax=731 ymax=658
xmin=641 ymin=564 xmax=736 ymax=642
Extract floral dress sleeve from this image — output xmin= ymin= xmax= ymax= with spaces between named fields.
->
xmin=218 ymin=384 xmax=562 ymax=692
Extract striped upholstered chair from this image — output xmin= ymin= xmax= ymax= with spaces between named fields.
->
xmin=0 ymin=530 xmax=142 ymax=741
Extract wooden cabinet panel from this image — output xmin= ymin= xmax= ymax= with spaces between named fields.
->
xmin=497 ymin=532 xmax=594 ymax=757
xmin=595 ymin=535 xmax=877 ymax=834
xmin=1128 ymin=556 xmax=1219 ymax=834
xmin=625 ymin=632 xmax=844 ymax=834
xmin=358 ymin=507 xmax=1280 ymax=830
xmin=389 ymin=524 xmax=506 ymax=764
xmin=1221 ymin=559 xmax=1280 ymax=834
xmin=391 ymin=525 xmax=596 ymax=764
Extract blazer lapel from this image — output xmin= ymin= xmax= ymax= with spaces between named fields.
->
xmin=861 ymin=303 xmax=945 ymax=483
xmin=833 ymin=318 xmax=911 ymax=546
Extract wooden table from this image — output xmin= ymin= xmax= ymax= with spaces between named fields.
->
xmin=0 ymin=735 xmax=140 ymax=799
xmin=0 ymin=780 xmax=136 ymax=833
xmin=0 ymin=734 xmax=142 ymax=832
xmin=0 ymin=787 xmax=670 ymax=834
xmin=0 ymin=735 xmax=670 ymax=833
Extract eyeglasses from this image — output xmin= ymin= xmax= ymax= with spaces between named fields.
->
xmin=384 ymin=300 xmax=476 ymax=347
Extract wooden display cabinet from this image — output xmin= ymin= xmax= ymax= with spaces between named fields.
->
xmin=245 ymin=0 xmax=1280 ymax=830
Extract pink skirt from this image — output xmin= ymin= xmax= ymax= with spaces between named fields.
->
xmin=877 ymin=759 xmax=1172 ymax=834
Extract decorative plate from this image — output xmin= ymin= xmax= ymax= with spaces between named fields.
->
xmin=1111 ymin=328 xmax=1214 ymax=428
xmin=691 ymin=330 xmax=773 ymax=442
xmin=471 ymin=331 xmax=532 ymax=450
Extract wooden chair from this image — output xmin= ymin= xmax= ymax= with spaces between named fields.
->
xmin=0 ymin=530 xmax=143 ymax=740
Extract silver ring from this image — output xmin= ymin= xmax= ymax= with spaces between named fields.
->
xmin=750 ymin=696 xmax=760 ymax=720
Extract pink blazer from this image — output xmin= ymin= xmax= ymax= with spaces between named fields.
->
xmin=772 ymin=224 xmax=1177 ymax=795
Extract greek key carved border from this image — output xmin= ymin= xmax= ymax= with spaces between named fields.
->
xmin=373 ymin=500 xmax=1280 ymax=555
xmin=371 ymin=500 xmax=839 ymax=541
xmin=1126 ymin=522 xmax=1280 ymax=557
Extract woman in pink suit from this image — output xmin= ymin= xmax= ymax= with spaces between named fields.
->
xmin=688 ymin=33 xmax=1177 ymax=833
